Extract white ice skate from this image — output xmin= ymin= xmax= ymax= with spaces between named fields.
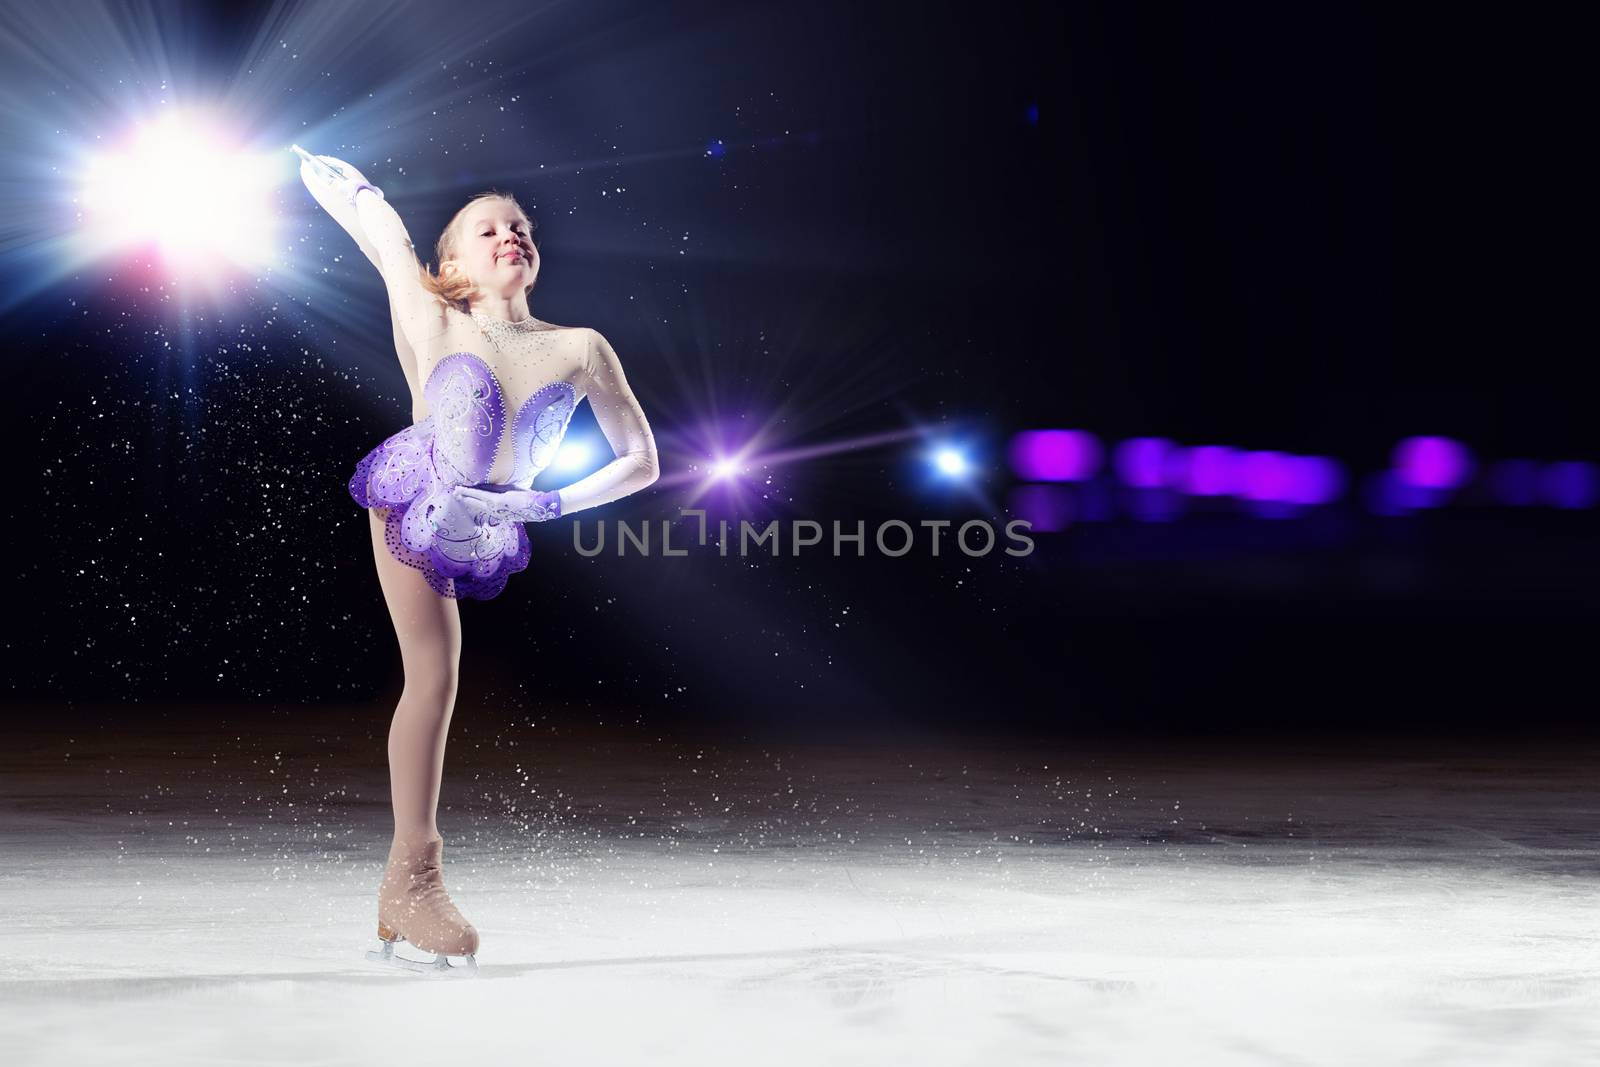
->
xmin=364 ymin=836 xmax=482 ymax=978
xmin=365 ymin=923 xmax=479 ymax=977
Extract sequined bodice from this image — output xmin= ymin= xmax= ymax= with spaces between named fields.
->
xmin=423 ymin=351 xmax=578 ymax=490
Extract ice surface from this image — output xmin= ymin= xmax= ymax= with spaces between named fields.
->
xmin=2 ymin=718 xmax=1597 ymax=1065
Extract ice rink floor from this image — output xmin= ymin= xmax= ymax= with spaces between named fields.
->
xmin=2 ymin=711 xmax=1597 ymax=1065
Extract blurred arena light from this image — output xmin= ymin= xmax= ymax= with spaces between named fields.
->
xmin=1008 ymin=430 xmax=1103 ymax=482
xmin=1392 ymin=436 xmax=1474 ymax=491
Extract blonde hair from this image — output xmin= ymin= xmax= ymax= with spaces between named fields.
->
xmin=417 ymin=190 xmax=538 ymax=313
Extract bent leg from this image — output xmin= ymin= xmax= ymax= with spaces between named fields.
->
xmin=369 ymin=507 xmax=462 ymax=844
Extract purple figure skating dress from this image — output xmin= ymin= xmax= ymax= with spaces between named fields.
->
xmin=350 ymin=351 xmax=578 ymax=600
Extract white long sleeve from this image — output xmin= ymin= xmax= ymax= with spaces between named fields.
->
xmin=353 ymin=191 xmax=449 ymax=351
xmin=556 ymin=330 xmax=659 ymax=515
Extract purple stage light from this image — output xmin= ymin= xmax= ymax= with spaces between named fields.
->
xmin=1008 ymin=485 xmax=1072 ymax=531
xmin=1488 ymin=460 xmax=1541 ymax=506
xmin=1541 ymin=461 xmax=1600 ymax=509
xmin=1008 ymin=430 xmax=1103 ymax=482
xmin=1113 ymin=437 xmax=1176 ymax=489
xmin=1238 ymin=451 xmax=1296 ymax=502
xmin=1169 ymin=445 xmax=1240 ymax=496
xmin=1393 ymin=436 xmax=1474 ymax=490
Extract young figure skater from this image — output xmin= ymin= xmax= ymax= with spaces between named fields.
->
xmin=293 ymin=146 xmax=659 ymax=975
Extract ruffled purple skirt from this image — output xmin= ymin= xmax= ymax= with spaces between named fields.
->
xmin=348 ymin=417 xmax=532 ymax=601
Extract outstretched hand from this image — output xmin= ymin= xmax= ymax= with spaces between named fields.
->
xmin=290 ymin=145 xmax=384 ymax=207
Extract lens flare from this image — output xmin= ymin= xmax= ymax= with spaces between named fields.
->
xmin=74 ymin=109 xmax=280 ymax=278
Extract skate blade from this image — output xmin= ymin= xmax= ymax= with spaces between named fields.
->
xmin=365 ymin=938 xmax=479 ymax=978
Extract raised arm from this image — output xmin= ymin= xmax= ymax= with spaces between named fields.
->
xmin=293 ymin=147 xmax=447 ymax=354
xmin=354 ymin=191 xmax=448 ymax=352
xmin=555 ymin=329 xmax=660 ymax=514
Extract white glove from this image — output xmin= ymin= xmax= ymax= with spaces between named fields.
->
xmin=449 ymin=485 xmax=563 ymax=525
xmin=291 ymin=144 xmax=384 ymax=208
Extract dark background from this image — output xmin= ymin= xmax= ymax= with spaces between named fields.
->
xmin=0 ymin=2 xmax=1592 ymax=739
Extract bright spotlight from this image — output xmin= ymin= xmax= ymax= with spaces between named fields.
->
xmin=932 ymin=447 xmax=968 ymax=476
xmin=75 ymin=109 xmax=280 ymax=276
xmin=551 ymin=439 xmax=593 ymax=473
xmin=711 ymin=457 xmax=741 ymax=480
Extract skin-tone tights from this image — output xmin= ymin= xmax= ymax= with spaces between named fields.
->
xmin=368 ymin=506 xmax=462 ymax=847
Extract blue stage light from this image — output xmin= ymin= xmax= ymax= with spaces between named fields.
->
xmin=932 ymin=446 xmax=968 ymax=477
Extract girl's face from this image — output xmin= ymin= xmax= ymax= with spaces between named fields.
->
xmin=451 ymin=199 xmax=539 ymax=298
